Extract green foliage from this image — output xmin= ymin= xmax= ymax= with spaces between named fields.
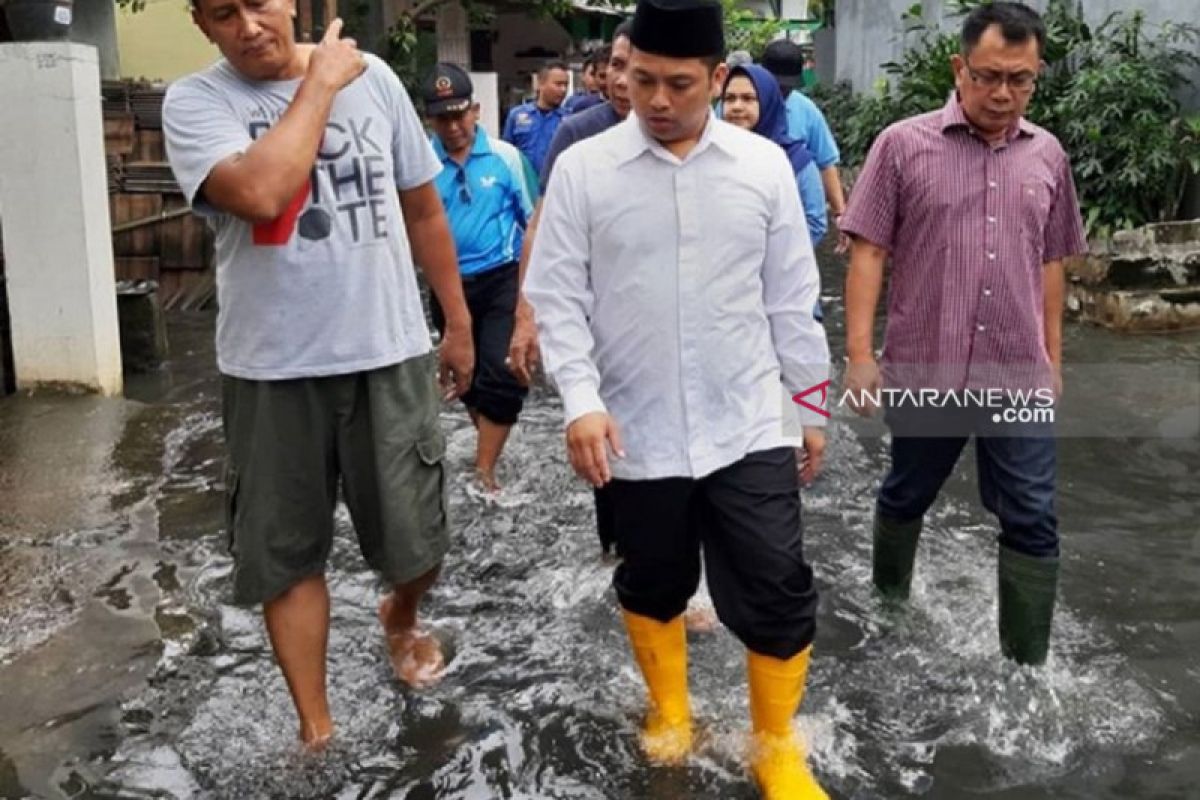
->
xmin=812 ymin=0 xmax=1200 ymax=236
xmin=720 ymin=0 xmax=785 ymax=60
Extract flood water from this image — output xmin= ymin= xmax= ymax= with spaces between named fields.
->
xmin=1 ymin=247 xmax=1198 ymax=799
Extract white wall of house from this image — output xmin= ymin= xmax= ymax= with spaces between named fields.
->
xmin=490 ymin=12 xmax=573 ymax=114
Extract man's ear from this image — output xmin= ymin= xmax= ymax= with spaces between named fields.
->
xmin=711 ymin=63 xmax=729 ymax=100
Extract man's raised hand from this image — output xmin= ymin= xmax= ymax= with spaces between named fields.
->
xmin=308 ymin=19 xmax=367 ymax=91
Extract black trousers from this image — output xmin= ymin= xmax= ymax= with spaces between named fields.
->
xmin=609 ymin=447 xmax=818 ymax=659
xmin=431 ymin=262 xmax=528 ymax=425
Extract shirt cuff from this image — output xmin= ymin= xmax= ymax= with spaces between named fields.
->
xmin=561 ymin=382 xmax=607 ymax=426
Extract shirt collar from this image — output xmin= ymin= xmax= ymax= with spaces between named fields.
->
xmin=614 ymin=109 xmax=733 ymax=167
xmin=939 ymin=93 xmax=1035 ymax=143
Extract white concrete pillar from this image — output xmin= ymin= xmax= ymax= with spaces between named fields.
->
xmin=0 ymin=43 xmax=123 ymax=396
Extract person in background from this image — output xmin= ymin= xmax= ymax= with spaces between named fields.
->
xmin=761 ymin=39 xmax=848 ymax=232
xmin=720 ymin=63 xmax=827 ymax=245
xmin=840 ymin=2 xmax=1086 ymax=666
xmin=564 ymin=50 xmax=604 ymax=115
xmin=508 ymin=20 xmax=633 ymax=557
xmin=582 ymin=52 xmax=600 ymax=93
xmin=565 ymin=45 xmax=611 ymax=115
xmin=503 ymin=60 xmax=570 ymax=173
xmin=422 ymin=64 xmax=535 ymax=493
xmin=525 ymin=1 xmax=830 ymax=795
xmin=163 ymin=0 xmax=474 ymax=748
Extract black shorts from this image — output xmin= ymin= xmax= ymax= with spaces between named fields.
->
xmin=608 ymin=447 xmax=818 ymax=659
xmin=431 ymin=262 xmax=528 ymax=425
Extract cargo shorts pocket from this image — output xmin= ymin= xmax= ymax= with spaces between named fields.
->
xmin=414 ymin=426 xmax=448 ymax=533
xmin=224 ymin=464 xmax=240 ymax=557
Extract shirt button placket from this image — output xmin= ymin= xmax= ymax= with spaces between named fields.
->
xmin=675 ymin=168 xmax=702 ymax=470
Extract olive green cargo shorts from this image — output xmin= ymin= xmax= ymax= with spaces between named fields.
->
xmin=221 ymin=353 xmax=449 ymax=606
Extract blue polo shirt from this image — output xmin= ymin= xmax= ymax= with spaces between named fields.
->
xmin=432 ymin=127 xmax=534 ymax=277
xmin=785 ymin=90 xmax=840 ymax=168
xmin=502 ymin=100 xmax=565 ymax=174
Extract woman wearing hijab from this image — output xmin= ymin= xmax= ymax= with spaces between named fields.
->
xmin=721 ymin=63 xmax=828 ymax=245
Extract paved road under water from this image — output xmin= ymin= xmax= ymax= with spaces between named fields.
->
xmin=1 ymin=249 xmax=1198 ymax=799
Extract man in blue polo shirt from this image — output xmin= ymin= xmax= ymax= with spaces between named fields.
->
xmin=423 ymin=64 xmax=535 ymax=492
xmin=502 ymin=60 xmax=570 ymax=174
xmin=762 ymin=39 xmax=848 ymax=228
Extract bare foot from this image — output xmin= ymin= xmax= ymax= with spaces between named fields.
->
xmin=684 ymin=604 xmax=719 ymax=634
xmin=475 ymin=466 xmax=501 ymax=494
xmin=379 ymin=596 xmax=445 ymax=689
xmin=300 ymin=720 xmax=333 ymax=752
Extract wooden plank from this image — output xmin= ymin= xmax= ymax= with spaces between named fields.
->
xmin=110 ymin=193 xmax=163 ymax=257
xmin=324 ymin=0 xmax=338 ymax=28
xmin=160 ymin=195 xmax=209 ymax=271
xmin=132 ymin=129 xmax=165 ymax=162
xmin=298 ymin=0 xmax=314 ymax=41
xmin=114 ymin=256 xmax=161 ymax=282
xmin=104 ymin=114 xmax=135 ymax=157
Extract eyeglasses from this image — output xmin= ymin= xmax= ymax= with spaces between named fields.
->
xmin=963 ymin=58 xmax=1039 ymax=92
xmin=455 ymin=169 xmax=471 ymax=204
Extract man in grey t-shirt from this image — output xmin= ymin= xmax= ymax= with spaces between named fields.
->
xmin=163 ymin=0 xmax=473 ymax=748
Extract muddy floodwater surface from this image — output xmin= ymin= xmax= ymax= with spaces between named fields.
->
xmin=1 ymin=248 xmax=1198 ymax=799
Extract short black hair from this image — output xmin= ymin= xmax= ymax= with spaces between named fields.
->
xmin=595 ymin=45 xmax=613 ymax=67
xmin=538 ymin=60 xmax=570 ymax=78
xmin=612 ymin=19 xmax=634 ymax=45
xmin=961 ymin=2 xmax=1045 ymax=57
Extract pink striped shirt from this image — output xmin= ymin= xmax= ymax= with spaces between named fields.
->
xmin=840 ymin=96 xmax=1087 ymax=391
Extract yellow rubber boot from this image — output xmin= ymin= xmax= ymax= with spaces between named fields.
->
xmin=747 ymin=647 xmax=828 ymax=799
xmin=621 ymin=609 xmax=692 ymax=764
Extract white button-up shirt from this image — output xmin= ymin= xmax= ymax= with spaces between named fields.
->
xmin=525 ymin=113 xmax=829 ymax=480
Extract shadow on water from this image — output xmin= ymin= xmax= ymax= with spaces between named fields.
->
xmin=0 ymin=241 xmax=1198 ymax=798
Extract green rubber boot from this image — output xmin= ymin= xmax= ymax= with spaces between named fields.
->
xmin=998 ymin=545 xmax=1059 ymax=666
xmin=872 ymin=512 xmax=923 ymax=600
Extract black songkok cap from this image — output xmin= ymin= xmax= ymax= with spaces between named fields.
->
xmin=629 ymin=0 xmax=725 ymax=59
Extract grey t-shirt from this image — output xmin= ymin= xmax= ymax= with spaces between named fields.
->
xmin=163 ymin=54 xmax=442 ymax=380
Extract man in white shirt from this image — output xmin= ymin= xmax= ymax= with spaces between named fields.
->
xmin=524 ymin=1 xmax=830 ymax=796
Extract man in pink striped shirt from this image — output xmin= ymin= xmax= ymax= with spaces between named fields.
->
xmin=840 ymin=2 xmax=1086 ymax=666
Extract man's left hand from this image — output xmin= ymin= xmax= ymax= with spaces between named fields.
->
xmin=507 ymin=301 xmax=540 ymax=386
xmin=797 ymin=426 xmax=826 ymax=488
xmin=438 ymin=322 xmax=475 ymax=400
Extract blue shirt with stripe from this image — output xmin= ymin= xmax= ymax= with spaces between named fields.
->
xmin=432 ymin=127 xmax=534 ymax=277
xmin=502 ymin=100 xmax=565 ymax=174
xmin=784 ymin=90 xmax=840 ymax=168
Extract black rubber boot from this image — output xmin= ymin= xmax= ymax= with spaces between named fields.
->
xmin=872 ymin=511 xmax=922 ymax=600
xmin=998 ymin=545 xmax=1059 ymax=666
